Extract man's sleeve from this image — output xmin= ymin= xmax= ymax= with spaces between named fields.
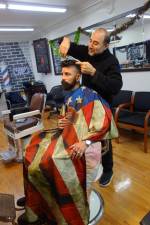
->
xmin=68 ymin=43 xmax=88 ymax=61
xmin=91 ymin=59 xmax=123 ymax=96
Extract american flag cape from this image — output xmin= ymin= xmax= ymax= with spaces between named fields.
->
xmin=24 ymin=86 xmax=118 ymax=225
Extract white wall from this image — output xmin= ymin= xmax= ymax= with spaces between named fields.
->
xmin=122 ymin=71 xmax=150 ymax=91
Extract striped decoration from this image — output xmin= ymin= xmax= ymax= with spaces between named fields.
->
xmin=0 ymin=63 xmax=11 ymax=91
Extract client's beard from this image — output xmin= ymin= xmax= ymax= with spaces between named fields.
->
xmin=61 ymin=80 xmax=76 ymax=90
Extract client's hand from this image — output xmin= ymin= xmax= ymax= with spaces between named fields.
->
xmin=69 ymin=141 xmax=87 ymax=159
xmin=58 ymin=112 xmax=73 ymax=129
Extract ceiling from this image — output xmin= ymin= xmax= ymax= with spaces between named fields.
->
xmin=0 ymin=0 xmax=108 ymax=41
xmin=0 ymin=0 xmax=148 ymax=42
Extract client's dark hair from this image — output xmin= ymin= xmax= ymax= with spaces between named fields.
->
xmin=61 ymin=60 xmax=81 ymax=73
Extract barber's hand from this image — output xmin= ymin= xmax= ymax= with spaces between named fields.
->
xmin=76 ymin=61 xmax=96 ymax=76
xmin=58 ymin=112 xmax=73 ymax=129
xmin=69 ymin=141 xmax=87 ymax=159
xmin=59 ymin=37 xmax=71 ymax=58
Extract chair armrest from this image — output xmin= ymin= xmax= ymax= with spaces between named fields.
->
xmin=10 ymin=107 xmax=29 ymax=115
xmin=117 ymin=102 xmax=131 ymax=109
xmin=6 ymin=99 xmax=11 ymax=109
xmin=13 ymin=110 xmax=41 ymax=120
xmin=144 ymin=110 xmax=150 ymax=127
xmin=114 ymin=103 xmax=131 ymax=124
xmin=1 ymin=107 xmax=29 ymax=116
xmin=1 ymin=110 xmax=11 ymax=115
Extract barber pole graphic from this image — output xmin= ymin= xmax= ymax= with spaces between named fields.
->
xmin=0 ymin=63 xmax=11 ymax=91
xmin=3 ymin=69 xmax=10 ymax=87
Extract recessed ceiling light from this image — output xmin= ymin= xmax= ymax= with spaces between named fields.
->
xmin=107 ymin=28 xmax=115 ymax=32
xmin=0 ymin=28 xmax=34 ymax=32
xmin=86 ymin=28 xmax=115 ymax=33
xmin=0 ymin=3 xmax=6 ymax=9
xmin=85 ymin=29 xmax=95 ymax=33
xmin=126 ymin=13 xmax=150 ymax=19
xmin=143 ymin=14 xmax=150 ymax=19
xmin=8 ymin=3 xmax=67 ymax=13
xmin=126 ymin=13 xmax=136 ymax=18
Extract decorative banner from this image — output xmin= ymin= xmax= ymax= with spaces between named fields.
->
xmin=74 ymin=28 xmax=81 ymax=44
xmin=49 ymin=39 xmax=62 ymax=75
xmin=49 ymin=40 xmax=61 ymax=57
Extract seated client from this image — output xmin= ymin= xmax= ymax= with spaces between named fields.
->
xmin=18 ymin=60 xmax=118 ymax=225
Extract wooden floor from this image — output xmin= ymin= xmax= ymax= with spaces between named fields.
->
xmin=0 ymin=112 xmax=150 ymax=225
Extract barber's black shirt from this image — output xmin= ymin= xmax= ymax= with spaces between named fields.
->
xmin=68 ymin=43 xmax=123 ymax=103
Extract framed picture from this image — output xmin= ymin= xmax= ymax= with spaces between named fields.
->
xmin=113 ymin=40 xmax=150 ymax=72
xmin=50 ymin=39 xmax=62 ymax=75
xmin=33 ymin=38 xmax=51 ymax=74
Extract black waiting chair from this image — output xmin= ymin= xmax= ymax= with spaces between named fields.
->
xmin=5 ymin=91 xmax=27 ymax=110
xmin=111 ymin=90 xmax=133 ymax=117
xmin=46 ymin=85 xmax=66 ymax=113
xmin=111 ymin=90 xmax=133 ymax=143
xmin=115 ymin=92 xmax=150 ymax=153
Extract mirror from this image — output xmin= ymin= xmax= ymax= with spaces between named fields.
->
xmin=50 ymin=6 xmax=150 ymax=74
xmin=81 ymin=7 xmax=150 ymax=72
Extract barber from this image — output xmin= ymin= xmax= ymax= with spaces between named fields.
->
xmin=59 ymin=28 xmax=122 ymax=187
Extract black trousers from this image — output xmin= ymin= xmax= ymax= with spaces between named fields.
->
xmin=101 ymin=140 xmax=113 ymax=173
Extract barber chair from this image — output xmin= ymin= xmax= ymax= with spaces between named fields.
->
xmin=88 ymin=163 xmax=104 ymax=225
xmin=89 ymin=189 xmax=104 ymax=225
xmin=23 ymin=81 xmax=47 ymax=104
xmin=87 ymin=140 xmax=110 ymax=225
xmin=86 ymin=141 xmax=104 ymax=225
xmin=1 ymin=93 xmax=46 ymax=162
xmin=46 ymin=85 xmax=66 ymax=115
